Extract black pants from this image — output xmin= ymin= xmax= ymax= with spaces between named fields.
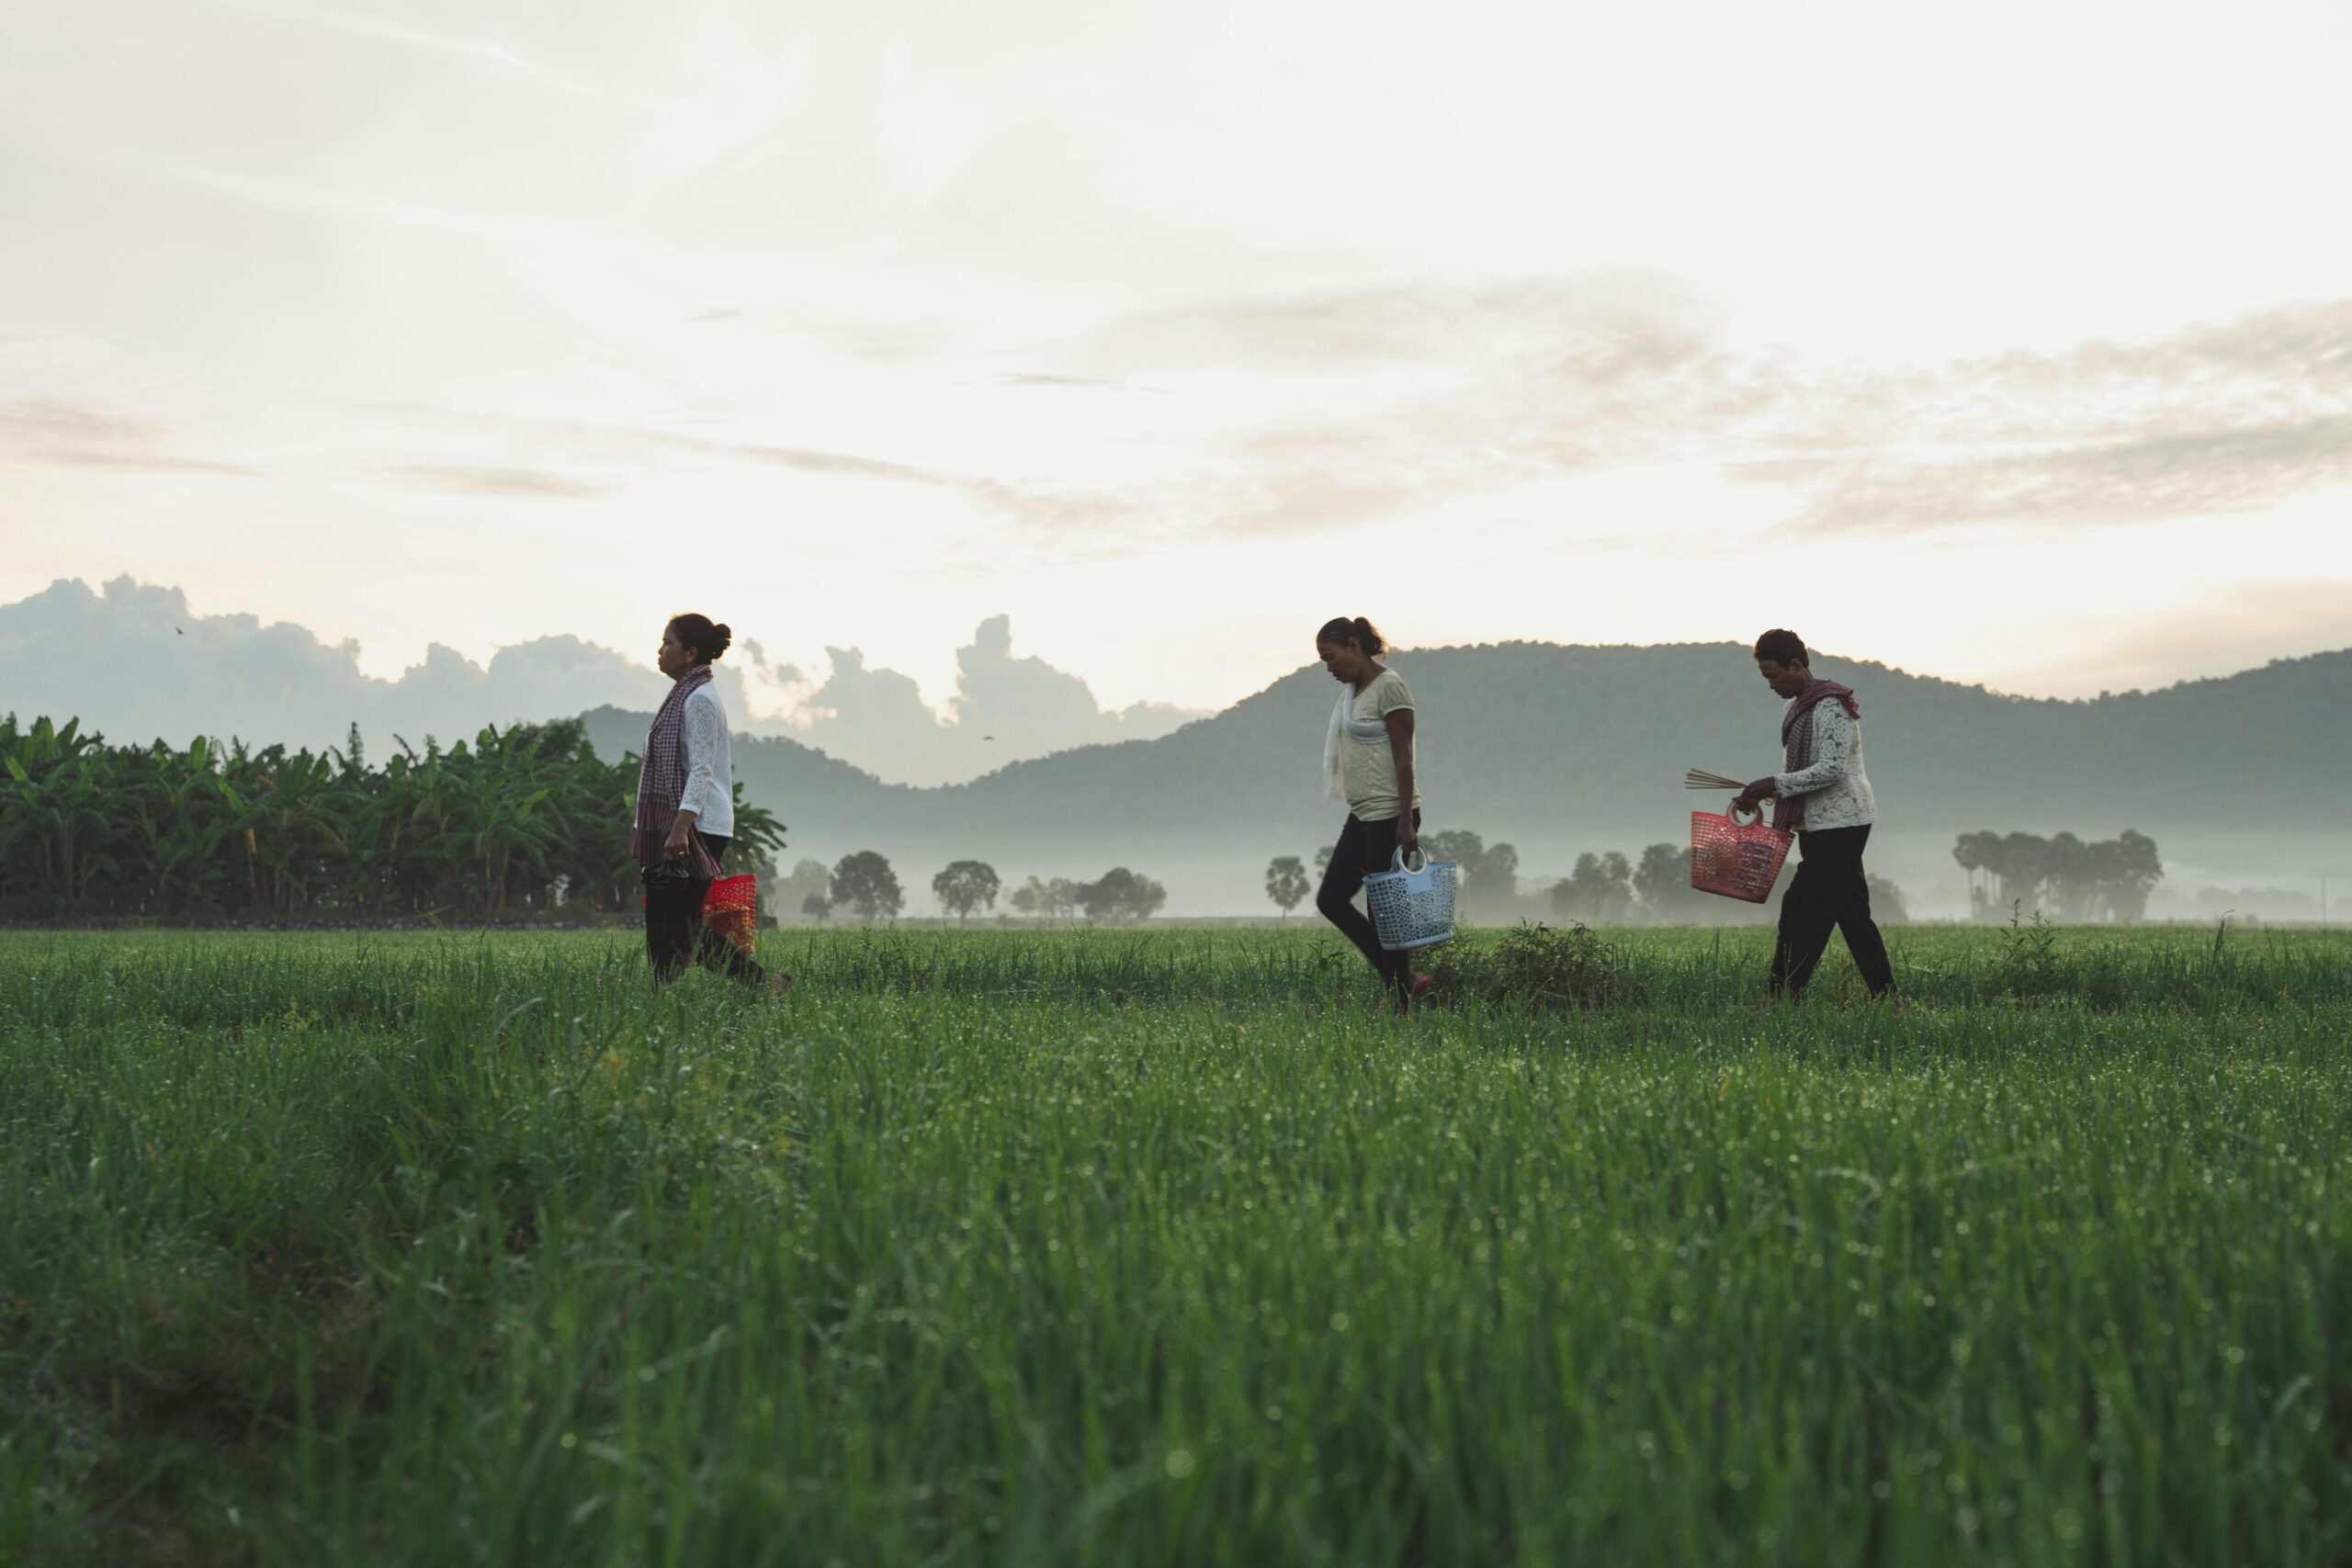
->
xmin=644 ymin=833 xmax=769 ymax=987
xmin=1769 ymin=825 xmax=1894 ymax=998
xmin=1317 ymin=810 xmax=1423 ymax=995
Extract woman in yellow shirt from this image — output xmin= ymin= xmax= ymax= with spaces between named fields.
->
xmin=1312 ymin=616 xmax=1432 ymax=1005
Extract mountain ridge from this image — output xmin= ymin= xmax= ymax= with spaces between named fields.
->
xmin=582 ymin=640 xmax=2352 ymax=912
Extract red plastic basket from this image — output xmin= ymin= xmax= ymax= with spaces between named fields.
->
xmin=701 ymin=874 xmax=758 ymax=953
xmin=1690 ymin=809 xmax=1793 ymax=904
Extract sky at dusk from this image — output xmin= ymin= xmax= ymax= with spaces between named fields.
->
xmin=5 ymin=0 xmax=2350 ymax=748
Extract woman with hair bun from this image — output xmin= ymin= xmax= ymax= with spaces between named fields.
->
xmin=1312 ymin=616 xmax=1432 ymax=1006
xmin=635 ymin=612 xmax=781 ymax=991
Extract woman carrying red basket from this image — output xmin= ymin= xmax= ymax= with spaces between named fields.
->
xmin=636 ymin=612 xmax=785 ymax=994
xmin=1731 ymin=628 xmax=1896 ymax=1008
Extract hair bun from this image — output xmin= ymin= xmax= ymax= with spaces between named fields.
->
xmin=666 ymin=612 xmax=732 ymax=663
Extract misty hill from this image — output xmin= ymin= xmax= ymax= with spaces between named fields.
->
xmin=585 ymin=643 xmax=2352 ymax=912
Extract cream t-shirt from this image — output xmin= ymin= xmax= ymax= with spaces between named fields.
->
xmin=1341 ymin=667 xmax=1420 ymax=821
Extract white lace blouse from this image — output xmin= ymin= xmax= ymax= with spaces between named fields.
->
xmin=676 ymin=683 xmax=735 ymax=839
xmin=1774 ymin=699 xmax=1876 ymax=831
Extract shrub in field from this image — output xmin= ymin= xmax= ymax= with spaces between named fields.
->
xmin=1430 ymin=919 xmax=1627 ymax=1010
xmin=1997 ymin=900 xmax=2064 ymax=999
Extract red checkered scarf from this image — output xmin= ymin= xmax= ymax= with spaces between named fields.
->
xmin=1775 ymin=678 xmax=1860 ymax=831
xmin=632 ymin=664 xmax=720 ymax=874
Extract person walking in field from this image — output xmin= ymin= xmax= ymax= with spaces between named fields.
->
xmin=1731 ymin=628 xmax=1897 ymax=1007
xmin=1312 ymin=617 xmax=1434 ymax=1006
xmin=636 ymin=613 xmax=784 ymax=993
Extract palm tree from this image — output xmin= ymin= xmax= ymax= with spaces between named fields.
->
xmin=1263 ymin=855 xmax=1310 ymax=920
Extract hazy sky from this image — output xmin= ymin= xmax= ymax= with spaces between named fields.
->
xmin=4 ymin=0 xmax=2349 ymax=723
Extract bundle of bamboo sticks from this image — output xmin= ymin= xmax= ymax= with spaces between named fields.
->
xmin=1684 ymin=768 xmax=1747 ymax=792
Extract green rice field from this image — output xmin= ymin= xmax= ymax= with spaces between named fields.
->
xmin=4 ymin=923 xmax=2349 ymax=1565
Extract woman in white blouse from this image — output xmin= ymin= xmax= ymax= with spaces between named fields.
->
xmin=636 ymin=613 xmax=777 ymax=990
xmin=1732 ymin=628 xmax=1896 ymax=1006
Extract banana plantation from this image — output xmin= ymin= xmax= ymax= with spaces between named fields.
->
xmin=0 ymin=715 xmax=783 ymax=921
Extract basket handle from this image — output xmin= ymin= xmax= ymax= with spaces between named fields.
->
xmin=1391 ymin=847 xmax=1428 ymax=874
xmin=1728 ymin=799 xmax=1765 ymax=826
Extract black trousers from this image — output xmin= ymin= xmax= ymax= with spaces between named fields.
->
xmin=1769 ymin=824 xmax=1895 ymax=998
xmin=1317 ymin=809 xmax=1423 ymax=995
xmin=643 ymin=833 xmax=769 ymax=987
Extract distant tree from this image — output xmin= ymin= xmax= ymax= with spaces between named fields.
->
xmin=1410 ymin=829 xmax=1521 ymax=921
xmin=1012 ymin=874 xmax=1086 ymax=921
xmin=1422 ymin=829 xmax=1488 ymax=918
xmin=933 ymin=860 xmax=1001 ymax=922
xmin=1551 ymin=852 xmax=1634 ymax=923
xmin=775 ymin=857 xmax=831 ymax=922
xmin=1480 ymin=841 xmax=1520 ymax=908
xmin=830 ymin=850 xmax=903 ymax=922
xmin=1009 ymin=875 xmax=1046 ymax=917
xmin=1264 ymin=855 xmax=1310 ymax=919
xmin=800 ymin=889 xmax=832 ymax=925
xmin=1866 ymin=873 xmax=1909 ymax=924
xmin=2102 ymin=829 xmax=2164 ymax=921
xmin=1953 ymin=829 xmax=2162 ymax=921
xmin=1314 ymin=844 xmax=1334 ymax=876
xmin=1080 ymin=866 xmax=1167 ymax=922
xmin=2044 ymin=831 xmax=2097 ymax=920
xmin=1954 ymin=830 xmax=2057 ymax=919
xmin=1422 ymin=829 xmax=1482 ymax=873
xmin=1632 ymin=842 xmax=1706 ymax=920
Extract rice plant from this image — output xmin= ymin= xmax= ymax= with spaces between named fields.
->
xmin=4 ymin=924 xmax=2348 ymax=1564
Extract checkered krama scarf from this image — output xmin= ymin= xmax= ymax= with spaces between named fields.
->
xmin=1775 ymin=678 xmax=1860 ymax=831
xmin=632 ymin=663 xmax=721 ymax=874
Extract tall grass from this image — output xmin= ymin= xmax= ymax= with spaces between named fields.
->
xmin=4 ymin=926 xmax=2349 ymax=1564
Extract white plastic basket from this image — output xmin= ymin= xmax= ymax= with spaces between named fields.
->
xmin=1363 ymin=848 xmax=1459 ymax=952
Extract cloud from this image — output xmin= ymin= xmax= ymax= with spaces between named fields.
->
xmin=0 ymin=576 xmax=690 ymax=753
xmin=0 ymin=399 xmax=258 ymax=477
xmin=1064 ymin=273 xmax=1709 ymax=372
xmin=1768 ymin=414 xmax=2352 ymax=532
xmin=994 ymin=371 xmax=1165 ymax=392
xmin=1745 ymin=301 xmax=2352 ymax=532
xmin=644 ymin=428 xmax=1156 ymax=538
xmin=790 ymin=615 xmax=1204 ymax=784
xmin=393 ymin=463 xmax=618 ymax=498
xmin=1983 ymin=579 xmax=2352 ymax=699
xmin=263 ymin=288 xmax=2352 ymax=551
xmin=646 ymin=429 xmax=1013 ymax=504
xmin=950 ymin=612 xmax=1196 ymax=748
xmin=0 ymin=580 xmax=1202 ymax=784
xmin=1046 ymin=287 xmax=2352 ymax=538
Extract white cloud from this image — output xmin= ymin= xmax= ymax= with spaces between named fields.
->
xmin=0 ymin=578 xmax=1199 ymax=781
xmin=788 ymin=615 xmax=1202 ymax=784
xmin=4 ymin=0 xmax=2352 ymax=715
xmin=0 ymin=575 xmax=681 ymax=751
